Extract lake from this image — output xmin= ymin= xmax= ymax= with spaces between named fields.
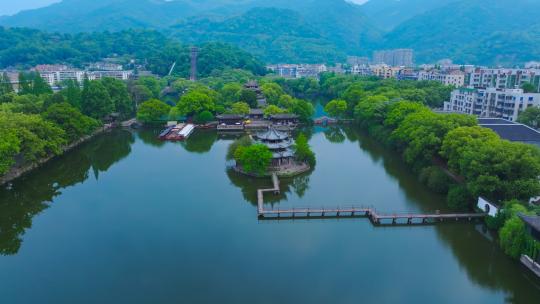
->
xmin=0 ymin=127 xmax=539 ymax=303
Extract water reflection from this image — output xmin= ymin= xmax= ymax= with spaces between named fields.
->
xmin=1 ymin=126 xmax=539 ymax=302
xmin=0 ymin=130 xmax=134 ymax=255
xmin=226 ymin=169 xmax=312 ymax=206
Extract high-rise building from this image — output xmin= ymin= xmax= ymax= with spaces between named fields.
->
xmin=372 ymin=49 xmax=414 ymax=67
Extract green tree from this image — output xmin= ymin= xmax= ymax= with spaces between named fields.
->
xmin=101 ymin=78 xmax=133 ymax=117
xmin=137 ymin=99 xmax=171 ymax=124
xmin=294 ymin=133 xmax=316 ymax=166
xmin=499 ymin=216 xmax=529 ymax=259
xmin=0 ymin=112 xmax=65 ymax=163
xmin=0 ymin=127 xmax=20 ymax=174
xmin=61 ymin=80 xmax=82 ymax=109
xmin=42 ymin=103 xmax=100 ymax=142
xmin=518 ymin=106 xmax=540 ymax=128
xmin=175 ymin=89 xmax=216 ymax=117
xmin=234 ymin=144 xmax=272 ymax=175
xmin=230 ymin=102 xmax=250 ymax=115
xmin=81 ymin=81 xmax=114 ymax=120
xmin=447 ymin=185 xmax=474 ymax=210
xmin=289 ymin=99 xmax=315 ymax=122
xmin=227 ymin=136 xmax=252 ymax=160
xmin=264 ymin=105 xmax=286 ymax=117
xmin=521 ymin=82 xmax=538 ymax=93
xmin=194 ymin=110 xmax=215 ymax=124
xmin=261 ymin=82 xmax=285 ymax=105
xmin=324 ymin=99 xmax=348 ymax=118
xmin=220 ymin=82 xmax=242 ymax=105
xmin=239 ymin=89 xmax=258 ymax=108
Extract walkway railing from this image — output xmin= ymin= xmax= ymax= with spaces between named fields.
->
xmin=257 ymin=174 xmax=486 ymax=226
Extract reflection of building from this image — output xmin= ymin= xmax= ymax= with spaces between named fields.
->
xmin=253 ymin=127 xmax=294 ymax=167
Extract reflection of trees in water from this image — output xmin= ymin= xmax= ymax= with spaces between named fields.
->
xmin=137 ymin=128 xmax=166 ymax=148
xmin=323 ymin=127 xmax=346 ymax=143
xmin=0 ymin=130 xmax=134 ymax=255
xmin=226 ymin=169 xmax=312 ymax=206
xmin=347 ymin=125 xmax=540 ymax=301
xmin=435 ymin=224 xmax=540 ymax=302
xmin=182 ymin=130 xmax=218 ymax=154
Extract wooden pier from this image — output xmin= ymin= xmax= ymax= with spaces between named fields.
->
xmin=256 ymin=174 xmax=486 ymax=226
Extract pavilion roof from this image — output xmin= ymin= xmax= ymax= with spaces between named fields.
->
xmin=256 ymin=127 xmax=289 ymax=141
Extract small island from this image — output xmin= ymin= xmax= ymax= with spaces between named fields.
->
xmin=229 ymin=127 xmax=314 ymax=177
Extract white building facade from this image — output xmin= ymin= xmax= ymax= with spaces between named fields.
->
xmin=418 ymin=70 xmax=465 ymax=87
xmin=466 ymin=68 xmax=540 ymax=91
xmin=446 ymin=87 xmax=540 ymax=121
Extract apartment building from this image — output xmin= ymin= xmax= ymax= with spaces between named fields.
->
xmin=267 ymin=64 xmax=327 ymax=78
xmin=418 ymin=70 xmax=465 ymax=87
xmin=446 ymin=87 xmax=540 ymax=121
xmin=467 ymin=68 xmax=540 ymax=91
xmin=372 ymin=49 xmax=414 ymax=67
xmin=371 ymin=64 xmax=403 ymax=79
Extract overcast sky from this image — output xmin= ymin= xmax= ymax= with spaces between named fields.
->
xmin=1 ymin=0 xmax=369 ymax=16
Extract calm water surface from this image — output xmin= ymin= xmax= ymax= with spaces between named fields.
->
xmin=1 ymin=127 xmax=539 ymax=303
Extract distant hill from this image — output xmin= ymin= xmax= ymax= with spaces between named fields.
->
xmin=359 ymin=0 xmax=457 ymax=30
xmin=0 ymin=0 xmax=381 ymax=63
xmin=2 ymin=0 xmax=540 ymax=66
xmin=0 ymin=27 xmax=267 ymax=77
xmin=170 ymin=7 xmax=347 ymax=64
xmin=382 ymin=0 xmax=540 ymax=65
xmin=0 ymin=0 xmax=255 ymax=32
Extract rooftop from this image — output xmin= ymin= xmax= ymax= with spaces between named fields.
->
xmin=249 ymin=109 xmax=264 ymax=115
xmin=216 ymin=114 xmax=245 ymax=120
xmin=270 ymin=114 xmax=299 ymax=120
xmin=255 ymin=127 xmax=289 ymax=141
xmin=519 ymin=214 xmax=540 ymax=234
xmin=479 ymin=119 xmax=540 ymax=146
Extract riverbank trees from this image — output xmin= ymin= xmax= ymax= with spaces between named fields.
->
xmin=0 ymin=73 xmax=140 ymax=177
xmin=320 ymin=75 xmax=540 ymax=260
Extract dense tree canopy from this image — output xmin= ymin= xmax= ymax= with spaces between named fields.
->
xmin=136 ymin=99 xmax=171 ymax=124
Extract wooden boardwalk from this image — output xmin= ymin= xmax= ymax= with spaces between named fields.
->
xmin=257 ymin=174 xmax=486 ymax=226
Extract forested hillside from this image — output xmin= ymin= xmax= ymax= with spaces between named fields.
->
xmin=0 ymin=27 xmax=266 ymax=77
xmin=169 ymin=8 xmax=347 ymax=63
xmin=359 ymin=0 xmax=457 ymax=30
xmin=2 ymin=0 xmax=540 ymax=65
xmin=382 ymin=0 xmax=540 ymax=65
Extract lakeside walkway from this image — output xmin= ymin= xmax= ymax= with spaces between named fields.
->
xmin=257 ymin=174 xmax=486 ymax=225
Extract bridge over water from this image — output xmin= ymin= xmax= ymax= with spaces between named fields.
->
xmin=257 ymin=174 xmax=486 ymax=225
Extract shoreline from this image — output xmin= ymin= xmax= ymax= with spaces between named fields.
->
xmin=0 ymin=126 xmax=111 ymax=186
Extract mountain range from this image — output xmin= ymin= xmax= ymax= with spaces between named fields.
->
xmin=1 ymin=0 xmax=540 ymax=66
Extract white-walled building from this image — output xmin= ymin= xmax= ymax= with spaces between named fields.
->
xmin=371 ymin=64 xmax=403 ymax=79
xmin=445 ymin=87 xmax=540 ymax=121
xmin=418 ymin=70 xmax=465 ymax=87
xmin=466 ymin=68 xmax=540 ymax=91
xmin=267 ymin=64 xmax=327 ymax=78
